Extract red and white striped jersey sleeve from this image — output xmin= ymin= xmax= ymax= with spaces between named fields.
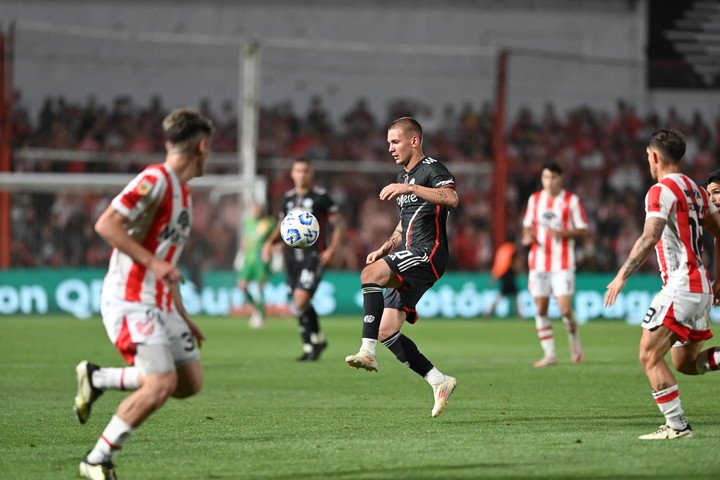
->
xmin=111 ymin=168 xmax=166 ymax=221
xmin=569 ymin=194 xmax=588 ymax=230
xmin=522 ymin=192 xmax=538 ymax=229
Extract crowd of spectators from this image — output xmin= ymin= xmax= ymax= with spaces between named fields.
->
xmin=8 ymin=91 xmax=720 ymax=277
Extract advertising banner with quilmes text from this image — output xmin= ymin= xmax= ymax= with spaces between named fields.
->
xmin=2 ymin=269 xmax=720 ymax=325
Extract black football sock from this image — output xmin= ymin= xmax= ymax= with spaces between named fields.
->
xmin=302 ymin=305 xmax=322 ymax=342
xmin=360 ymin=283 xmax=384 ymax=340
xmin=382 ymin=331 xmax=433 ymax=377
xmin=297 ymin=307 xmax=312 ymax=346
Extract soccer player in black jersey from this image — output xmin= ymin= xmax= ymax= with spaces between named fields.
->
xmin=263 ymin=158 xmax=344 ymax=361
xmin=345 ymin=117 xmax=459 ymax=417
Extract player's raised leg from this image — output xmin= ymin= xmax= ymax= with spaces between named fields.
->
xmin=75 ymin=361 xmax=140 ymax=424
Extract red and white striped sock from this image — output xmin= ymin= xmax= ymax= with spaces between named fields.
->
xmin=652 ymin=385 xmax=688 ymax=431
xmin=535 ymin=315 xmax=555 ymax=358
xmin=87 ymin=415 xmax=134 ymax=464
xmin=92 ymin=367 xmax=139 ymax=391
xmin=695 ymin=346 xmax=720 ymax=374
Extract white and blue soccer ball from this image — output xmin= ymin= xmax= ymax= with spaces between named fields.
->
xmin=280 ymin=209 xmax=319 ymax=248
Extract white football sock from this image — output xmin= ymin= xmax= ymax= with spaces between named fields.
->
xmin=360 ymin=338 xmax=377 ymax=357
xmin=86 ymin=415 xmax=135 ymax=464
xmin=92 ymin=367 xmax=139 ymax=391
xmin=535 ymin=315 xmax=555 ymax=358
xmin=424 ymin=367 xmax=446 ymax=386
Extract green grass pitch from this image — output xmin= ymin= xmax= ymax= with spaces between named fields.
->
xmin=1 ymin=315 xmax=719 ymax=479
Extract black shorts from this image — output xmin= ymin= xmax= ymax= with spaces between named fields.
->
xmin=286 ymin=252 xmax=323 ymax=295
xmin=499 ymin=270 xmax=518 ymax=296
xmin=382 ymin=250 xmax=442 ymax=324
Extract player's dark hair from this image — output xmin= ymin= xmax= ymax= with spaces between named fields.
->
xmin=706 ymin=169 xmax=720 ymax=187
xmin=293 ymin=157 xmax=312 ymax=167
xmin=389 ymin=117 xmax=423 ymax=139
xmin=163 ymin=108 xmax=214 ymax=144
xmin=648 ymin=129 xmax=685 ymax=164
xmin=541 ymin=162 xmax=563 ymax=175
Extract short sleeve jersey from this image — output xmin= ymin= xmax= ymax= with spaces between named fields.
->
xmin=522 ymin=189 xmax=588 ymax=273
xmin=396 ymin=157 xmax=455 ymax=271
xmin=645 ymin=173 xmax=716 ymax=293
xmin=102 ymin=163 xmax=192 ymax=311
xmin=280 ymin=186 xmax=338 ymax=259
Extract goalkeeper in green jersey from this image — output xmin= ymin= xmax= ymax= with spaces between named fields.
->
xmin=235 ymin=202 xmax=276 ymax=328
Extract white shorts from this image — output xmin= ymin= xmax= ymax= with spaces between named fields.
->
xmin=528 ymin=270 xmax=575 ymax=298
xmin=101 ymin=298 xmax=199 ymax=367
xmin=642 ymin=289 xmax=713 ymax=345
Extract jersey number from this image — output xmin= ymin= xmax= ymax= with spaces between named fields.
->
xmin=643 ymin=307 xmax=657 ymax=324
xmin=688 ymin=217 xmax=703 ymax=258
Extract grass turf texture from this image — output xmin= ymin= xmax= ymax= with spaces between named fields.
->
xmin=1 ymin=315 xmax=719 ymax=479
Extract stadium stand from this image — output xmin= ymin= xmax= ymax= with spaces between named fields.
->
xmin=9 ymin=91 xmax=720 ymax=274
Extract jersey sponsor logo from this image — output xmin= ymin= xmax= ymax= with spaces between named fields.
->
xmin=540 ymin=211 xmax=561 ymax=229
xmin=396 ymin=193 xmax=418 ymax=207
xmin=363 ymin=315 xmax=375 ymax=324
xmin=158 ymin=210 xmax=190 ymax=244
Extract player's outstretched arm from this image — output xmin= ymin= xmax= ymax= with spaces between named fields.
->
xmin=605 ymin=217 xmax=665 ymax=307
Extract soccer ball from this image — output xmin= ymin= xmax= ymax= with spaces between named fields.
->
xmin=280 ymin=209 xmax=319 ymax=248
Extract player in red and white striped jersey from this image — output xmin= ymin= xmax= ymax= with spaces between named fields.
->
xmin=74 ymin=109 xmax=214 ymax=479
xmin=521 ymin=162 xmax=588 ymax=367
xmin=605 ymin=130 xmax=720 ymax=440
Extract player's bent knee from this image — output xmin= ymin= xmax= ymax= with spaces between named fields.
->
xmin=141 ymin=372 xmax=178 ymax=408
xmin=361 ymin=263 xmax=391 ymax=286
xmin=672 ymin=357 xmax=701 ymax=376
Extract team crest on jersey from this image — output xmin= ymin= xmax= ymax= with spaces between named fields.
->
xmin=302 ymin=198 xmax=314 ymax=210
xmin=136 ymin=316 xmax=155 ymax=336
xmin=135 ymin=177 xmax=154 ymax=196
